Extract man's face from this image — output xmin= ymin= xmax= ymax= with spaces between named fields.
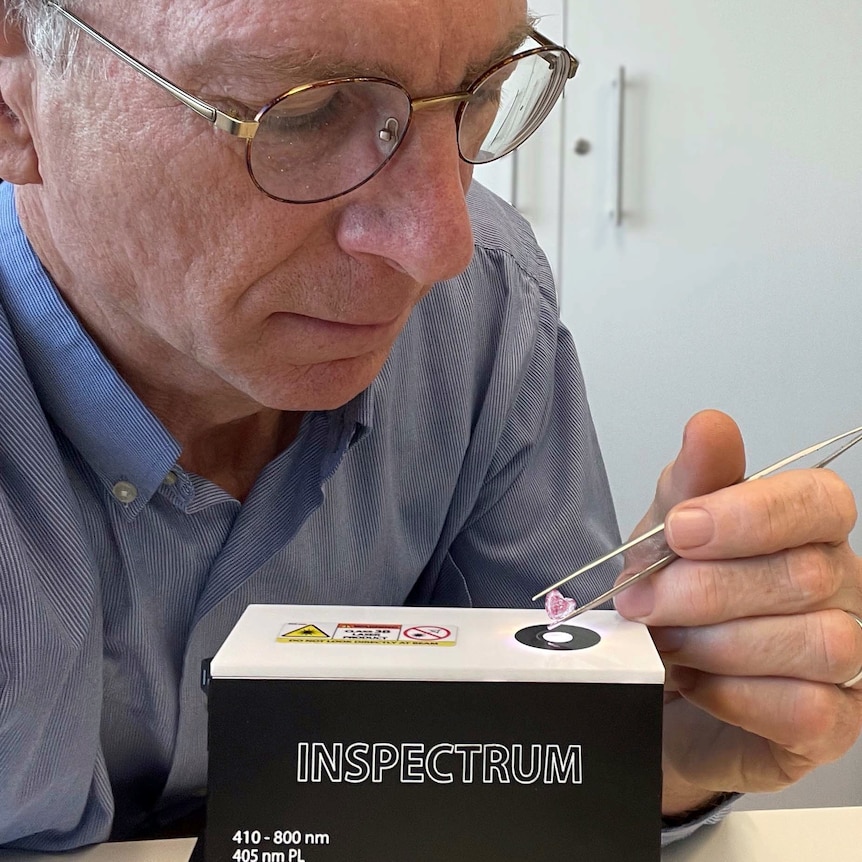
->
xmin=12 ymin=0 xmax=527 ymax=412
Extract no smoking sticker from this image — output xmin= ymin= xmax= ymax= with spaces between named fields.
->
xmin=277 ymin=622 xmax=458 ymax=646
xmin=402 ymin=626 xmax=452 ymax=641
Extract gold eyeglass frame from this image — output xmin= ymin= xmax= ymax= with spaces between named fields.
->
xmin=44 ymin=1 xmax=579 ymax=203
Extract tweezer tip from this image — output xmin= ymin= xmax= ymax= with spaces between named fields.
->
xmin=546 ymin=608 xmax=586 ymax=629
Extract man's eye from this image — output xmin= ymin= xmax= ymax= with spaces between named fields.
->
xmin=472 ymin=85 xmax=504 ymax=109
xmin=279 ymin=87 xmax=338 ymax=115
xmin=265 ymin=89 xmax=345 ymax=133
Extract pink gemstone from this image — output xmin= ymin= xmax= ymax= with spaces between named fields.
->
xmin=544 ymin=589 xmax=578 ymax=623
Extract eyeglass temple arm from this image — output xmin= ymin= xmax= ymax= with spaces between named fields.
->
xmin=44 ymin=1 xmax=259 ymax=139
xmin=529 ymin=28 xmax=579 ymax=79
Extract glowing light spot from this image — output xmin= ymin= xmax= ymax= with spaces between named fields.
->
xmin=541 ymin=630 xmax=574 ymax=644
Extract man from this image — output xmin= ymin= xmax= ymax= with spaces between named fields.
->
xmin=0 ymin=0 xmax=860 ymax=852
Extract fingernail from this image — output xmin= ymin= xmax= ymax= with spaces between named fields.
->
xmin=650 ymin=627 xmax=685 ymax=653
xmin=614 ymin=579 xmax=655 ymax=620
xmin=666 ymin=508 xmax=714 ymax=549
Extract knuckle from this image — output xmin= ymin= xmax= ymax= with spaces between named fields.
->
xmin=755 ymin=470 xmax=857 ymax=550
xmin=797 ymin=682 xmax=862 ymax=764
xmin=814 ymin=610 xmax=862 ymax=682
xmin=789 ymin=546 xmax=841 ymax=604
xmin=788 ymin=681 xmax=838 ymax=741
xmin=824 ymin=467 xmax=858 ymax=514
xmin=755 ymin=485 xmax=792 ymax=547
xmin=677 ymin=560 xmax=728 ymax=621
xmin=810 ymin=470 xmax=858 ymax=537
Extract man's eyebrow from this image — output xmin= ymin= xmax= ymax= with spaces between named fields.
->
xmin=187 ymin=49 xmax=347 ymax=88
xmin=462 ymin=20 xmax=538 ymax=82
xmin=192 ymin=20 xmax=538 ymax=91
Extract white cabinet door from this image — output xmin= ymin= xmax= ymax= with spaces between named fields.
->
xmin=557 ymin=0 xmax=862 ymax=539
xmin=473 ymin=1 xmax=568 ymax=278
xmin=555 ymin=0 xmax=862 ymax=812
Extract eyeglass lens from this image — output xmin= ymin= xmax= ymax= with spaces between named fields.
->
xmin=247 ymin=48 xmax=570 ymax=204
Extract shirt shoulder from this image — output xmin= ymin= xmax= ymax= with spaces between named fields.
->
xmin=378 ymin=181 xmax=567 ymax=456
xmin=390 ymin=182 xmax=562 ymax=404
xmin=417 ymin=181 xmax=561 ymax=361
xmin=466 ymin=181 xmax=555 ymax=296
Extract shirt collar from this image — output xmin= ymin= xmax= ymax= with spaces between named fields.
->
xmin=0 ymin=181 xmax=181 ymax=513
xmin=0 ymin=182 xmax=375 ymax=512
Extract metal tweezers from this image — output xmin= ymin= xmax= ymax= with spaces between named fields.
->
xmin=533 ymin=424 xmax=862 ymax=627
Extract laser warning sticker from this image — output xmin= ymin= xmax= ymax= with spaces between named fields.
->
xmin=277 ymin=622 xmax=458 ymax=646
xmin=279 ymin=624 xmax=330 ymax=639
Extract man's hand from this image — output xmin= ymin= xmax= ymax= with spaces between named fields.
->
xmin=613 ymin=410 xmax=862 ymax=817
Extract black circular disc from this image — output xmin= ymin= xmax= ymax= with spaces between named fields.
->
xmin=514 ymin=624 xmax=602 ymax=651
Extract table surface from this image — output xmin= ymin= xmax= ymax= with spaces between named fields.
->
xmin=0 ymin=808 xmax=859 ymax=861
xmin=660 ymin=806 xmax=862 ymax=861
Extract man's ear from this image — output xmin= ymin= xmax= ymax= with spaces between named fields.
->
xmin=0 ymin=16 xmax=41 ymax=184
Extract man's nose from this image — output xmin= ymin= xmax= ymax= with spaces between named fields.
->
xmin=335 ymin=110 xmax=476 ymax=284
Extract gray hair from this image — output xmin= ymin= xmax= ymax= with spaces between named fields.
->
xmin=5 ymin=0 xmax=81 ymax=73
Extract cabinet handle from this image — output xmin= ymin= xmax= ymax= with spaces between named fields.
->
xmin=511 ymin=149 xmax=520 ymax=211
xmin=610 ymin=66 xmax=626 ymax=226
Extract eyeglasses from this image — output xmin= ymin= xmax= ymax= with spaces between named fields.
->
xmin=45 ymin=2 xmax=578 ymax=204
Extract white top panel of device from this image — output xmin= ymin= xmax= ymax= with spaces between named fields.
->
xmin=210 ymin=605 xmax=664 ymax=684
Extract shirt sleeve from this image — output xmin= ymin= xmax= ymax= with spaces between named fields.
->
xmin=0 ymin=341 xmax=114 ymax=849
xmin=661 ymin=794 xmax=740 ymax=846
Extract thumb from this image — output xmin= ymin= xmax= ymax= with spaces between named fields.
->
xmin=615 ymin=411 xmax=746 ymax=615
xmin=656 ymin=409 xmax=746 ymax=515
xmin=622 ymin=410 xmax=745 ymax=570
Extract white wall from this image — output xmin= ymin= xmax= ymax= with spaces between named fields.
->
xmin=558 ymin=0 xmax=862 ymax=541
xmin=506 ymin=0 xmax=862 ymax=811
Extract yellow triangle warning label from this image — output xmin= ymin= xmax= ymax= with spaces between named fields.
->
xmin=281 ymin=624 xmax=329 ymax=639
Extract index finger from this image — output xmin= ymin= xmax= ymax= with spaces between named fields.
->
xmin=664 ymin=468 xmax=857 ymax=560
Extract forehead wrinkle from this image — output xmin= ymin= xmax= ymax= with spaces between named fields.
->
xmin=186 ymin=18 xmax=537 ymax=93
xmin=186 ymin=47 xmax=399 ymax=90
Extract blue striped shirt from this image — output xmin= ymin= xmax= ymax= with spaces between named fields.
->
xmin=0 ymin=179 xmax=623 ymax=849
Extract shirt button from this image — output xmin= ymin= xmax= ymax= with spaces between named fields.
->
xmin=112 ymin=481 xmax=138 ymax=504
xmin=164 ymin=471 xmax=178 ymax=486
